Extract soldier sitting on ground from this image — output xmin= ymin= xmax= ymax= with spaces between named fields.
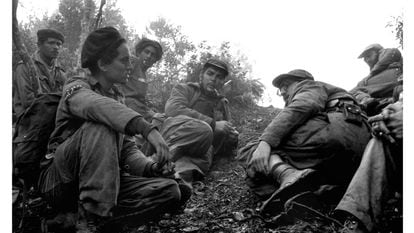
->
xmin=37 ymin=27 xmax=189 ymax=233
xmin=161 ymin=58 xmax=239 ymax=185
xmin=118 ymin=38 xmax=163 ymax=122
xmin=237 ymin=69 xmax=371 ymax=215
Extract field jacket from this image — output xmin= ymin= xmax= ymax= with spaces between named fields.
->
xmin=47 ymin=75 xmax=155 ymax=176
xmin=165 ymin=82 xmax=230 ymax=130
xmin=13 ymin=51 xmax=66 ymax=117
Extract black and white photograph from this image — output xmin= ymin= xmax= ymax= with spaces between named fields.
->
xmin=8 ymin=0 xmax=408 ymax=232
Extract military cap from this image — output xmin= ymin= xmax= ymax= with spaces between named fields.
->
xmin=204 ymin=58 xmax=229 ymax=77
xmin=135 ymin=38 xmax=163 ymax=61
xmin=358 ymin=43 xmax=383 ymax=58
xmin=81 ymin=26 xmax=125 ymax=68
xmin=37 ymin=29 xmax=65 ymax=43
xmin=272 ymin=69 xmax=314 ymax=88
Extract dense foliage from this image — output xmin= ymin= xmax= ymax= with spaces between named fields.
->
xmin=13 ymin=0 xmax=265 ymax=110
xmin=144 ymin=18 xmax=265 ymax=111
xmin=386 ymin=15 xmax=403 ymax=49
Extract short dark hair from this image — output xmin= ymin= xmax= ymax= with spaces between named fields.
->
xmin=81 ymin=26 xmax=126 ymax=75
xmin=88 ymin=43 xmax=124 ymax=75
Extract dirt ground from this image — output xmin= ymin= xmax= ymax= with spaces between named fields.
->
xmin=13 ymin=104 xmax=402 ymax=233
xmin=127 ymin=104 xmax=402 ymax=233
xmin=125 ymin=105 xmax=337 ymax=233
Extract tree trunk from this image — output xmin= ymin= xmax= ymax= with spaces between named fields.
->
xmin=94 ymin=0 xmax=106 ymax=30
xmin=12 ymin=0 xmax=39 ymax=93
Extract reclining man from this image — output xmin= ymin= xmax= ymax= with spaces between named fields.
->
xmin=162 ymin=58 xmax=239 ymax=184
xmin=350 ymin=43 xmax=402 ymax=116
xmin=38 ymin=27 xmax=188 ymax=232
xmin=237 ymin=69 xmax=371 ymax=215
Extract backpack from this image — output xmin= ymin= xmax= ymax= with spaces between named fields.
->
xmin=13 ymin=93 xmax=62 ymax=189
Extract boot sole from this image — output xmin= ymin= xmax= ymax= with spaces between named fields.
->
xmin=260 ymin=169 xmax=324 ymax=215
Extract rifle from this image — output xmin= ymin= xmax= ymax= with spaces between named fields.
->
xmin=12 ymin=0 xmax=41 ymax=98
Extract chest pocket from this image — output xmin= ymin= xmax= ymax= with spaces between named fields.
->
xmin=192 ymin=99 xmax=216 ymax=118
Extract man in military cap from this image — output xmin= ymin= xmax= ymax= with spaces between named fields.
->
xmin=350 ymin=43 xmax=402 ymax=116
xmin=119 ymin=38 xmax=163 ymax=121
xmin=13 ymin=28 xmax=66 ymax=118
xmin=37 ymin=27 xmax=188 ymax=232
xmin=237 ymin=69 xmax=370 ymax=215
xmin=162 ymin=58 xmax=239 ymax=185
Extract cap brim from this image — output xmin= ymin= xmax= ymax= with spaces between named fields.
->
xmin=212 ymin=64 xmax=227 ymax=71
xmin=272 ymin=74 xmax=299 ymax=87
xmin=208 ymin=64 xmax=229 ymax=76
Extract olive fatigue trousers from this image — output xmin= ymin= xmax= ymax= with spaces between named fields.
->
xmin=335 ymin=138 xmax=402 ymax=232
xmin=38 ymin=122 xmax=181 ymax=222
xmin=237 ymin=112 xmax=371 ymax=198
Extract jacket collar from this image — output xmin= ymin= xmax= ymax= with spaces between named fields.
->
xmin=33 ymin=51 xmax=61 ymax=69
xmin=87 ymin=75 xmax=122 ymax=97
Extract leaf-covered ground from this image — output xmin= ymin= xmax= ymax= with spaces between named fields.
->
xmin=126 ymin=104 xmax=402 ymax=233
xmin=13 ymin=104 xmax=401 ymax=233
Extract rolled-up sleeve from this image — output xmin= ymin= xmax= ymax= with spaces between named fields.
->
xmin=64 ymin=79 xmax=141 ymax=134
xmin=121 ymin=136 xmax=154 ymax=177
xmin=260 ymin=81 xmax=328 ymax=148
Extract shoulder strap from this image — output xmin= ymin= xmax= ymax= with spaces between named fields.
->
xmin=29 ymin=61 xmax=42 ymax=97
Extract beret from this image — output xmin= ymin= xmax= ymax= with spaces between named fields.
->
xmin=37 ymin=29 xmax=64 ymax=43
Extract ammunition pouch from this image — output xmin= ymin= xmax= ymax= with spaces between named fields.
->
xmin=343 ymin=103 xmax=363 ymax=125
xmin=326 ymin=99 xmax=365 ymax=126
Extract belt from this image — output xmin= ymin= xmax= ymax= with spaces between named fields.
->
xmin=326 ymin=99 xmax=368 ymax=119
xmin=326 ymin=99 xmax=355 ymax=109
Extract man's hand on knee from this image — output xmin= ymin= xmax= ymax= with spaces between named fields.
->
xmin=147 ymin=129 xmax=170 ymax=167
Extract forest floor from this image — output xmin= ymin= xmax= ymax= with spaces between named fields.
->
xmin=128 ymin=104 xmax=402 ymax=233
xmin=13 ymin=104 xmax=402 ymax=233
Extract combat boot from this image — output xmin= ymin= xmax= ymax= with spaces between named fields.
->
xmin=332 ymin=210 xmax=368 ymax=233
xmin=260 ymin=162 xmax=323 ymax=215
xmin=76 ymin=204 xmax=108 ymax=233
xmin=271 ymin=162 xmax=321 ymax=192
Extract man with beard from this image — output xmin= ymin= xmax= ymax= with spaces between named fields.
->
xmin=37 ymin=27 xmax=187 ymax=232
xmin=13 ymin=28 xmax=66 ymax=118
xmin=350 ymin=43 xmax=402 ymax=116
xmin=237 ymin=69 xmax=371 ymax=215
xmin=163 ymin=58 xmax=239 ymax=185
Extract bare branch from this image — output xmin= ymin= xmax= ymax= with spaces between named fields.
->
xmin=12 ymin=0 xmax=39 ymax=95
xmin=94 ymin=0 xmax=106 ymax=30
